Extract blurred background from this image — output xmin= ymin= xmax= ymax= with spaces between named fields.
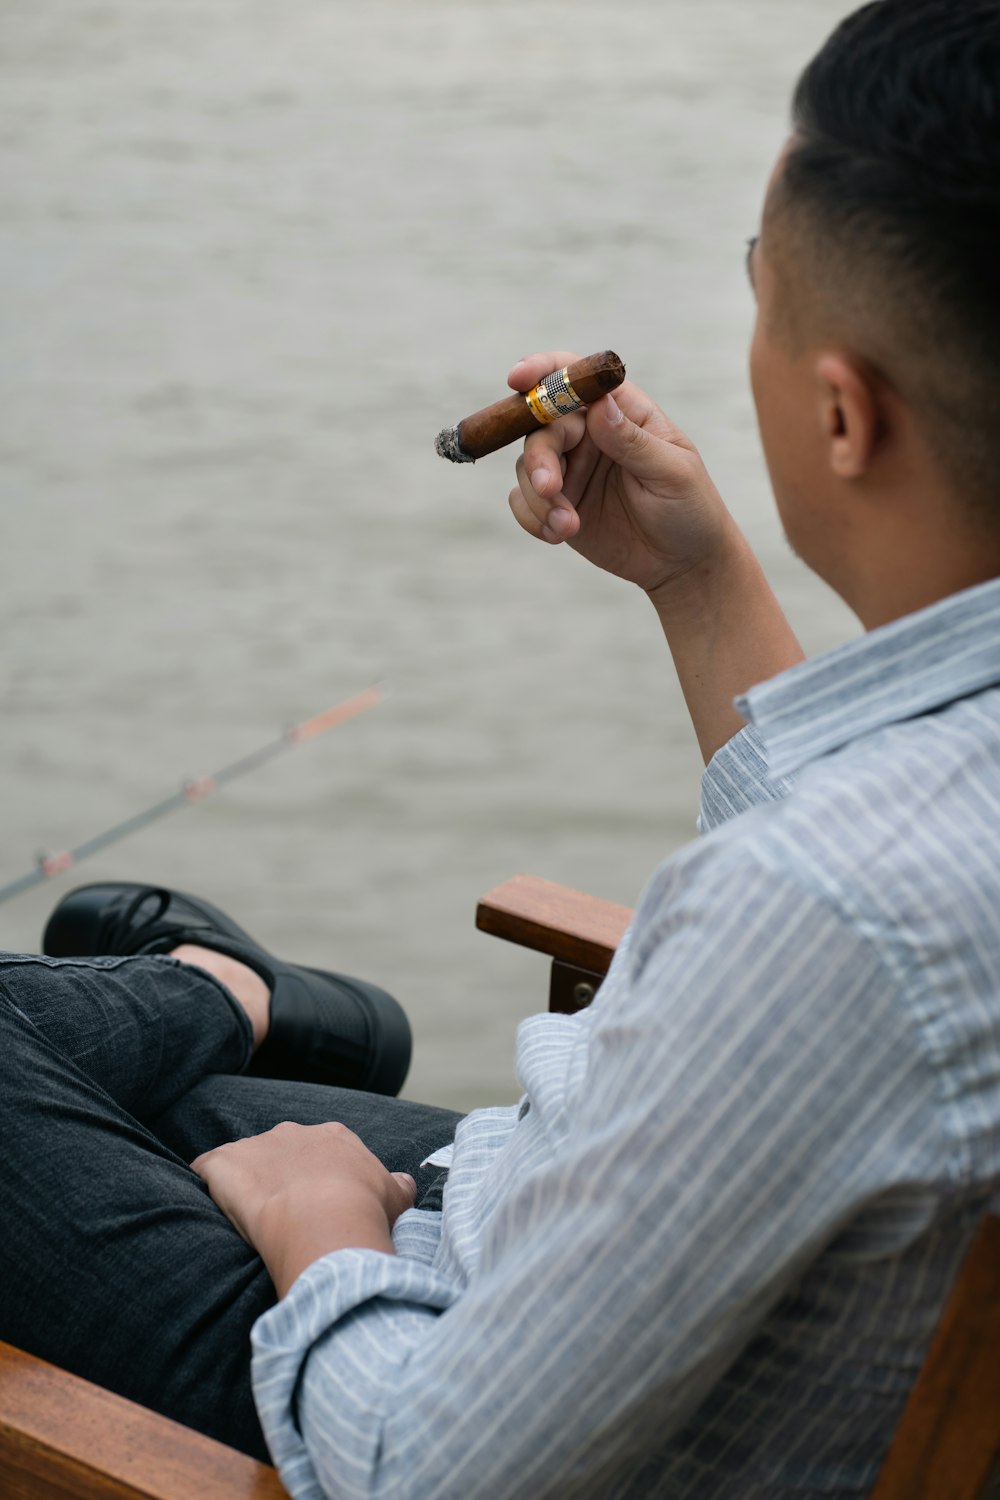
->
xmin=0 ymin=0 xmax=858 ymax=1111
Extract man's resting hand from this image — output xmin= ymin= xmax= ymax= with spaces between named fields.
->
xmin=192 ymin=1121 xmax=417 ymax=1297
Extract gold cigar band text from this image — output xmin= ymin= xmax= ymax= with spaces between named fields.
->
xmin=524 ymin=367 xmax=585 ymax=425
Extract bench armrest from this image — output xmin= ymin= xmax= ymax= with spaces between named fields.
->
xmin=476 ymin=875 xmax=634 ymax=1012
xmin=0 ymin=1340 xmax=287 ymax=1500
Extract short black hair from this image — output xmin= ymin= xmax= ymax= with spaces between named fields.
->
xmin=778 ymin=0 xmax=1000 ymax=508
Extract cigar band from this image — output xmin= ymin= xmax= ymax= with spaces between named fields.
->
xmin=524 ymin=367 xmax=584 ymax=424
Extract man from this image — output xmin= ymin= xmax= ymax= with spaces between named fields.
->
xmin=3 ymin=1 xmax=999 ymax=1495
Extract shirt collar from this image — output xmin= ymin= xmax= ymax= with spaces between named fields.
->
xmin=735 ymin=576 xmax=1000 ymax=781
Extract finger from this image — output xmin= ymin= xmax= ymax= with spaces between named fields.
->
xmin=507 ymin=350 xmax=582 ymax=392
xmin=520 ymin=411 xmax=586 ymax=504
xmin=508 ymin=469 xmax=544 ymax=538
xmin=508 ymin=477 xmax=567 ymax=545
xmin=388 ymin=1171 xmax=418 ymax=1223
xmin=515 ymin=450 xmax=568 ymax=518
xmin=392 ymin=1172 xmax=417 ymax=1201
xmin=592 ymin=382 xmax=696 ymax=453
xmin=188 ymin=1148 xmax=253 ymax=1242
xmin=508 ymin=484 xmax=573 ymax=545
xmin=189 ymin=1147 xmax=216 ymax=1179
xmin=508 ymin=460 xmax=579 ymax=545
xmin=585 ymin=392 xmax=691 ymax=481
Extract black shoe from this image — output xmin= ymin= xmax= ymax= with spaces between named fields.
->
xmin=42 ymin=882 xmax=411 ymax=1096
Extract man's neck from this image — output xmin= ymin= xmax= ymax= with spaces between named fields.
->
xmin=825 ymin=486 xmax=1000 ymax=631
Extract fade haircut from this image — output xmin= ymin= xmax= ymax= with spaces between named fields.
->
xmin=772 ymin=0 xmax=1000 ymax=511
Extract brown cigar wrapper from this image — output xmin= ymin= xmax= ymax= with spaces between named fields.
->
xmin=436 ymin=350 xmax=626 ymax=464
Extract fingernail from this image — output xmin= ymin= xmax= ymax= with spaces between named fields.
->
xmin=510 ymin=358 xmax=528 ymax=375
xmin=605 ymin=395 xmax=624 ymax=425
xmin=530 ymin=467 xmax=549 ymax=495
xmin=547 ymin=507 xmax=572 ymax=537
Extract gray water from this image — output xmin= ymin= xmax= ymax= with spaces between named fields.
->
xmin=0 ymin=0 xmax=858 ymax=1109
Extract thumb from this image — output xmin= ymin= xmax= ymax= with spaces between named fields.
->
xmin=392 ymin=1171 xmax=418 ymax=1207
xmin=587 ymin=393 xmax=682 ymax=484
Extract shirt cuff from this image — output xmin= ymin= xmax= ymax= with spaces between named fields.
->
xmin=251 ymin=1247 xmax=460 ymax=1498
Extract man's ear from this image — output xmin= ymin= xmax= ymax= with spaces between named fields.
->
xmin=815 ymin=353 xmax=880 ymax=480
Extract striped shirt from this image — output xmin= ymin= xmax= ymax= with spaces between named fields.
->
xmin=253 ymin=575 xmax=1000 ymax=1500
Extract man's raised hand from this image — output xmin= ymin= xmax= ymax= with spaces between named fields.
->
xmin=506 ymin=351 xmax=732 ymax=601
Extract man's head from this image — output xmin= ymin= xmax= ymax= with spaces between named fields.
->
xmin=748 ymin=0 xmax=1000 ymax=622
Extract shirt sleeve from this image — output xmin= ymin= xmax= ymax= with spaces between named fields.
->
xmin=251 ymin=842 xmax=942 ymax=1500
xmin=698 ymin=724 xmax=794 ymax=832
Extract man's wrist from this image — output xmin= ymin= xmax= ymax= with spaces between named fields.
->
xmin=642 ymin=517 xmax=803 ymax=765
xmin=644 ymin=517 xmax=750 ymax=625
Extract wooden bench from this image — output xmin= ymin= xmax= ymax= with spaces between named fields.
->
xmin=2 ymin=874 xmax=998 ymax=1499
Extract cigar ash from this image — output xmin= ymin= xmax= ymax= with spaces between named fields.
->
xmin=435 ymin=426 xmax=475 ymax=464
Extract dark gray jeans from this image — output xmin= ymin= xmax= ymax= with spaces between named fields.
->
xmin=0 ymin=952 xmax=460 ymax=1460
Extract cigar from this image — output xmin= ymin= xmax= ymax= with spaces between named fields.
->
xmin=435 ymin=350 xmax=626 ymax=464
